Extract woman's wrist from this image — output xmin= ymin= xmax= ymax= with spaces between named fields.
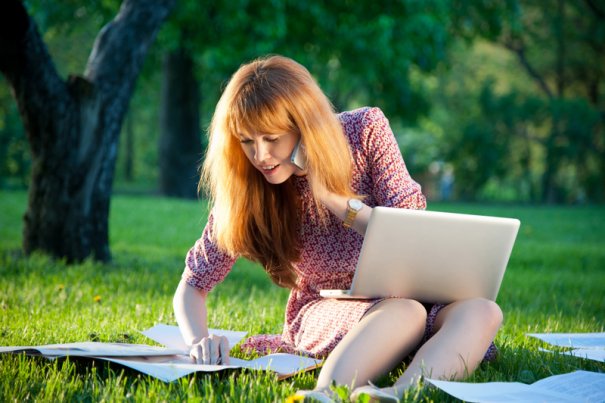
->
xmin=319 ymin=190 xmax=371 ymax=235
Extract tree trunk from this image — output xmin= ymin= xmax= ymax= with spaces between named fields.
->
xmin=0 ymin=0 xmax=175 ymax=261
xmin=158 ymin=48 xmax=201 ymax=199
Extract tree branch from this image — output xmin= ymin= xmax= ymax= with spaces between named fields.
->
xmin=504 ymin=39 xmax=554 ymax=100
xmin=80 ymin=0 xmax=175 ymax=220
xmin=85 ymin=0 xmax=175 ymax=105
xmin=0 ymin=0 xmax=72 ymax=155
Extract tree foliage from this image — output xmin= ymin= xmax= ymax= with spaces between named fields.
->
xmin=1 ymin=0 xmax=602 ymax=205
xmin=425 ymin=0 xmax=604 ymax=202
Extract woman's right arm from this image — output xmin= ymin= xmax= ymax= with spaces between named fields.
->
xmin=173 ymin=279 xmax=210 ymax=344
xmin=173 ymin=279 xmax=230 ymax=364
xmin=176 ymin=212 xmax=236 ymax=364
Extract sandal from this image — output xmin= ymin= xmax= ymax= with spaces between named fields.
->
xmin=350 ymin=384 xmax=399 ymax=403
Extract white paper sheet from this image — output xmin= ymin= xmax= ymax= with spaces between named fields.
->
xmin=103 ymin=353 xmax=322 ymax=382
xmin=0 ymin=324 xmax=321 ymax=382
xmin=562 ymin=348 xmax=605 ymax=362
xmin=0 ymin=324 xmax=247 ymax=358
xmin=0 ymin=342 xmax=184 ymax=357
xmin=103 ymin=355 xmax=240 ymax=382
xmin=230 ymin=353 xmax=321 ymax=378
xmin=527 ymin=332 xmax=605 ymax=349
xmin=527 ymin=332 xmax=605 ymax=362
xmin=140 ymin=324 xmax=247 ymax=352
xmin=427 ymin=370 xmax=605 ymax=403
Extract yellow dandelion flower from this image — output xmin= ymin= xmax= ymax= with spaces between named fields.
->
xmin=285 ymin=395 xmax=305 ymax=403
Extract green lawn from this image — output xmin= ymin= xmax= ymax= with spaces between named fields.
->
xmin=0 ymin=190 xmax=603 ymax=402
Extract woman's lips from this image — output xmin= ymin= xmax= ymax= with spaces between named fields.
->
xmin=260 ymin=164 xmax=279 ymax=175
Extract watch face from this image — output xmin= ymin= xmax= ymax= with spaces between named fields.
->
xmin=349 ymin=198 xmax=363 ymax=211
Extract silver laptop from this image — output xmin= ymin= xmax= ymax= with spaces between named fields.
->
xmin=319 ymin=207 xmax=520 ymax=303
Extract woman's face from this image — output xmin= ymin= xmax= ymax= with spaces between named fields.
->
xmin=239 ymin=130 xmax=304 ymax=184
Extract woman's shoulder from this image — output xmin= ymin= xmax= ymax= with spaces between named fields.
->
xmin=337 ymin=106 xmax=391 ymax=149
xmin=337 ymin=106 xmax=387 ymax=128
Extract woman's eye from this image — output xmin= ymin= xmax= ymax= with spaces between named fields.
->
xmin=240 ymin=138 xmax=253 ymax=144
xmin=265 ymin=137 xmax=279 ymax=143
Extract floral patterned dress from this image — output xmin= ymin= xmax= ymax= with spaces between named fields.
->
xmin=182 ymin=107 xmax=496 ymax=360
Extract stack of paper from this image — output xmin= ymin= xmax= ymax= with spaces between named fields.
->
xmin=0 ymin=324 xmax=322 ymax=382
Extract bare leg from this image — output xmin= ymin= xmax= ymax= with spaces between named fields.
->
xmin=363 ymin=298 xmax=503 ymax=400
xmin=313 ymin=298 xmax=427 ymax=393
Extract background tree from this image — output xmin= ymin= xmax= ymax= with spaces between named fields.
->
xmin=155 ymin=0 xmax=287 ymax=198
xmin=2 ymin=0 xmax=602 ymax=206
xmin=154 ymin=0 xmax=519 ymax=199
xmin=500 ymin=0 xmax=604 ymax=202
xmin=419 ymin=0 xmax=603 ymax=202
xmin=0 ymin=0 xmax=175 ymax=261
xmin=158 ymin=46 xmax=201 ymax=199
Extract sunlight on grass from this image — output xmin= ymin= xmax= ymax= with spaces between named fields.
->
xmin=1 ymin=191 xmax=603 ymax=401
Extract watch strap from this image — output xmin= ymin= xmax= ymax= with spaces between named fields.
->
xmin=343 ymin=199 xmax=362 ymax=228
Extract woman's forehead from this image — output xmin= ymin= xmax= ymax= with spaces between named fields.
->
xmin=233 ymin=116 xmax=295 ymax=138
xmin=231 ymin=96 xmax=295 ymax=133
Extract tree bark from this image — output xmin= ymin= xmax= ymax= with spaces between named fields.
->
xmin=0 ymin=0 xmax=175 ymax=261
xmin=158 ymin=47 xmax=202 ymax=199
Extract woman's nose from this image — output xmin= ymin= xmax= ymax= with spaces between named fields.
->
xmin=254 ymin=142 xmax=269 ymax=162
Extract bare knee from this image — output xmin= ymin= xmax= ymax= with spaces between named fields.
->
xmin=368 ymin=298 xmax=427 ymax=332
xmin=466 ymin=298 xmax=503 ymax=331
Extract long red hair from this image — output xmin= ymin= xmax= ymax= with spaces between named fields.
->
xmin=201 ymin=55 xmax=356 ymax=288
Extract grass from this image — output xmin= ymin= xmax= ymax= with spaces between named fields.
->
xmin=0 ymin=190 xmax=604 ymax=402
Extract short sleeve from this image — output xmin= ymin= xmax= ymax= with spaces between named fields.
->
xmin=360 ymin=107 xmax=426 ymax=209
xmin=182 ymin=212 xmax=237 ymax=292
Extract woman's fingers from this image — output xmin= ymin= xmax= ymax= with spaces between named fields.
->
xmin=218 ymin=336 xmax=230 ymax=365
xmin=208 ymin=335 xmax=220 ymax=364
xmin=202 ymin=337 xmax=213 ymax=364
xmin=191 ymin=343 xmax=203 ymax=364
xmin=190 ymin=335 xmax=230 ymax=365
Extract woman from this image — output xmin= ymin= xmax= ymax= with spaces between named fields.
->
xmin=173 ymin=55 xmax=502 ymax=402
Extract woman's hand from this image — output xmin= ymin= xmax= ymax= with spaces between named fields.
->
xmin=190 ymin=334 xmax=230 ymax=365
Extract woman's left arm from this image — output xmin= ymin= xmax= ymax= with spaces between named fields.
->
xmin=310 ymin=108 xmax=425 ymax=235
xmin=315 ymin=190 xmax=372 ymax=236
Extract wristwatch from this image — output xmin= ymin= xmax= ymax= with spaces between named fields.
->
xmin=343 ymin=198 xmax=363 ymax=228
